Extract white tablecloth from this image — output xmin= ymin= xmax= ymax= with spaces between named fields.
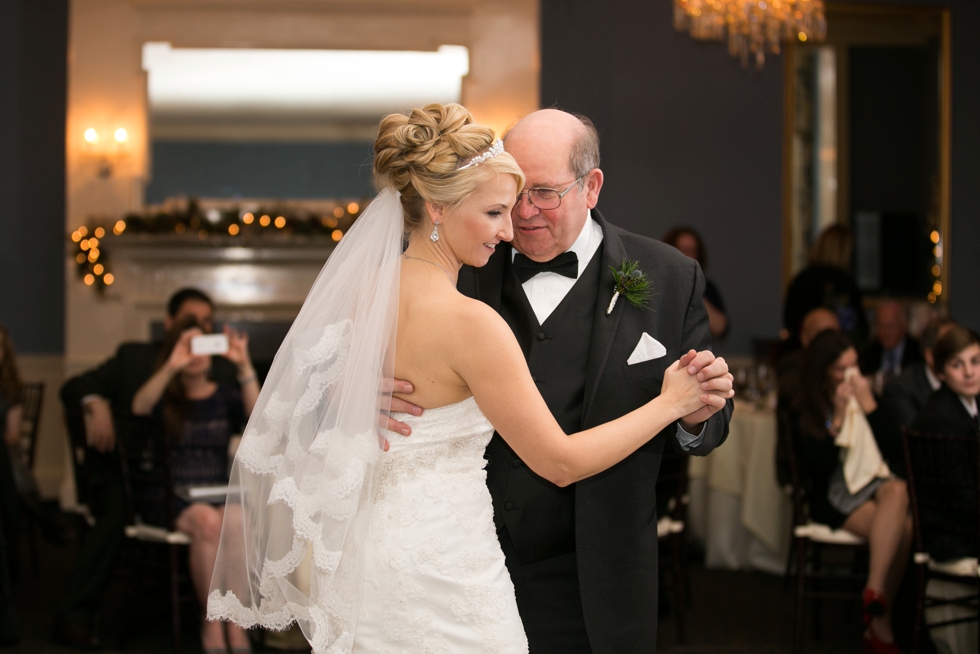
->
xmin=687 ymin=401 xmax=792 ymax=574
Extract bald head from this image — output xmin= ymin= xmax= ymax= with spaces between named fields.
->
xmin=875 ymin=301 xmax=908 ymax=350
xmin=506 ymin=109 xmax=599 ymax=178
xmin=800 ymin=307 xmax=840 ymax=348
xmin=503 ymin=109 xmax=604 ymax=261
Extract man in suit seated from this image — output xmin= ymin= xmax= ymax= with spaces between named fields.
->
xmin=860 ymin=301 xmax=923 ymax=391
xmin=882 ymin=317 xmax=955 ymax=431
xmin=55 ymin=288 xmax=238 ymax=648
xmin=872 ymin=317 xmax=955 ymax=479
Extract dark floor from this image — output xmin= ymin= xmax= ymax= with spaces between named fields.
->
xmin=3 ymin=511 xmax=889 ymax=653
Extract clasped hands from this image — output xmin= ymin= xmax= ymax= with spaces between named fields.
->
xmin=378 ymin=350 xmax=733 ymax=449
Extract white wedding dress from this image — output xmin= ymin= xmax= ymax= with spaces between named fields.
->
xmin=353 ymin=396 xmax=528 ymax=653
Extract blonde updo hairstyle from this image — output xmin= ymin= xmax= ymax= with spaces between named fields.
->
xmin=373 ymin=103 xmax=524 ymax=233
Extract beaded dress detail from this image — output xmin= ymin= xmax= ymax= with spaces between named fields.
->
xmin=353 ymin=396 xmax=528 ymax=653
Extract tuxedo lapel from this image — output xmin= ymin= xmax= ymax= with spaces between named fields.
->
xmin=471 ymin=243 xmax=510 ymax=313
xmin=581 ymin=212 xmax=625 ymax=425
xmin=582 ymin=211 xmax=665 ymax=426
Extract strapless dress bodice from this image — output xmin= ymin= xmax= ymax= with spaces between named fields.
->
xmin=375 ymin=396 xmax=494 ymax=501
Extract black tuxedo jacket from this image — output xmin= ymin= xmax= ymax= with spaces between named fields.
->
xmin=911 ymin=384 xmax=980 ymax=561
xmin=458 ymin=210 xmax=732 ymax=652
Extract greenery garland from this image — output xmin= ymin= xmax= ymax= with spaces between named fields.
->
xmin=69 ymin=197 xmax=367 ymax=293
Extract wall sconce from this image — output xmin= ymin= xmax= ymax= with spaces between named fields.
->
xmin=82 ymin=126 xmax=129 ymax=178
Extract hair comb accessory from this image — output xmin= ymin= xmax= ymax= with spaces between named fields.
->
xmin=457 ymin=139 xmax=504 ymax=170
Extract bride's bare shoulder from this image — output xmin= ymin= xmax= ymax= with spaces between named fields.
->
xmin=445 ymin=293 xmax=518 ymax=346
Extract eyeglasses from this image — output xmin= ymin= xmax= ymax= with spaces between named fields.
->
xmin=515 ymin=174 xmax=587 ymax=210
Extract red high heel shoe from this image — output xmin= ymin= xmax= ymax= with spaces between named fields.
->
xmin=862 ymin=587 xmax=887 ymax=625
xmin=864 ymin=626 xmax=902 ymax=654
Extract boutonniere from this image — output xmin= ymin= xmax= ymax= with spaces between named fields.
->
xmin=607 ymin=258 xmax=652 ymax=315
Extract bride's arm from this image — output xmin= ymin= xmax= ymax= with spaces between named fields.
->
xmin=450 ymin=302 xmax=713 ymax=487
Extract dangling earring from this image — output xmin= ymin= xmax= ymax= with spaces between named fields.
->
xmin=430 ymin=221 xmax=440 ymax=243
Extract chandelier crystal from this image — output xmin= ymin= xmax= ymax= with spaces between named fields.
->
xmin=674 ymin=0 xmax=827 ymax=69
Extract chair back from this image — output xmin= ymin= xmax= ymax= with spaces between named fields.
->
xmin=63 ymin=407 xmax=91 ymax=508
xmin=114 ymin=414 xmax=178 ymax=531
xmin=19 ymin=381 xmax=44 ymax=467
xmin=777 ymin=405 xmax=809 ymax=529
xmin=902 ymin=427 xmax=979 ymax=563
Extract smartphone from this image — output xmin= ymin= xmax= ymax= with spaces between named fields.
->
xmin=190 ymin=333 xmax=229 ymax=356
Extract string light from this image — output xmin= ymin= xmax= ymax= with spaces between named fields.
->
xmin=70 ymin=199 xmax=363 ymax=294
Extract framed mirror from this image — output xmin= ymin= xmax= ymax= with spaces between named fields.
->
xmin=782 ymin=3 xmax=950 ymax=306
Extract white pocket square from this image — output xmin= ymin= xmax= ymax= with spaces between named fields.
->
xmin=628 ymin=332 xmax=667 ymax=365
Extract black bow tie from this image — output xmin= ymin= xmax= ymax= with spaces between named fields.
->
xmin=513 ymin=251 xmax=579 ymax=283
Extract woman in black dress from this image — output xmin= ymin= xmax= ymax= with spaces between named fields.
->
xmin=784 ymin=224 xmax=869 ymax=351
xmin=663 ymin=226 xmax=730 ymax=339
xmin=132 ymin=317 xmax=259 ymax=653
xmin=793 ymin=330 xmax=911 ymax=654
xmin=911 ymin=325 xmax=980 ymax=563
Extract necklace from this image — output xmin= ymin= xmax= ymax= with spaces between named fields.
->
xmin=403 ymin=255 xmax=456 ymax=285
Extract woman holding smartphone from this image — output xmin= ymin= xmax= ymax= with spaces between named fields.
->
xmin=132 ymin=316 xmax=259 ymax=653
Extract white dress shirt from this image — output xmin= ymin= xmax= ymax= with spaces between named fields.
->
xmin=959 ymin=394 xmax=978 ymax=419
xmin=925 ymin=365 xmax=942 ymax=391
xmin=512 ymin=210 xmax=706 ymax=448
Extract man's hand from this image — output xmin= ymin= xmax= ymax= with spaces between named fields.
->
xmin=377 ymin=379 xmax=423 ymax=451
xmin=677 ymin=349 xmax=733 ymax=432
xmin=83 ymin=397 xmax=116 ymax=452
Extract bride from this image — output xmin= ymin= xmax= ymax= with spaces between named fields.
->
xmin=207 ymin=103 xmax=731 ymax=653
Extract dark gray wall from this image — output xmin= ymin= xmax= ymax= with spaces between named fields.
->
xmin=540 ymin=0 xmax=980 ymax=355
xmin=0 ymin=0 xmax=67 ymax=355
xmin=145 ymin=141 xmax=377 ymax=203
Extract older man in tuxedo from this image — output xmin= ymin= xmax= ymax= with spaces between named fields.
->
xmin=456 ymin=109 xmax=733 ymax=653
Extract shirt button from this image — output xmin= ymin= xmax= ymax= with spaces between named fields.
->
xmin=537 ymin=332 xmax=546 ymax=341
xmin=504 ymin=501 xmax=516 ymax=511
xmin=512 ymin=459 xmax=522 ymax=469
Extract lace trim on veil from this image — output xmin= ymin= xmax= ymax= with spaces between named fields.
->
xmin=207 ymin=189 xmax=404 ymax=654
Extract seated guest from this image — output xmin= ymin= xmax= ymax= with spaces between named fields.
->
xmin=861 ymin=301 xmax=923 ymax=391
xmin=792 ymin=330 xmax=911 ymax=653
xmin=778 ymin=307 xmax=841 ymax=407
xmin=911 ymin=325 xmax=980 ymax=563
xmin=56 ymin=288 xmax=238 ymax=648
xmin=784 ymin=224 xmax=869 ymax=351
xmin=132 ymin=317 xmax=259 ymax=654
xmin=882 ymin=317 xmax=954 ymax=431
xmin=663 ymin=226 xmax=729 ymax=338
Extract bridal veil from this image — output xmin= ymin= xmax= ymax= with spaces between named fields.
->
xmin=207 ymin=188 xmax=403 ymax=653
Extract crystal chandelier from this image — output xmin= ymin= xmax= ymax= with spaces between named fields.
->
xmin=674 ymin=0 xmax=827 ymax=69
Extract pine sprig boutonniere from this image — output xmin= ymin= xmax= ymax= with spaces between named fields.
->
xmin=607 ymin=258 xmax=651 ymax=315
